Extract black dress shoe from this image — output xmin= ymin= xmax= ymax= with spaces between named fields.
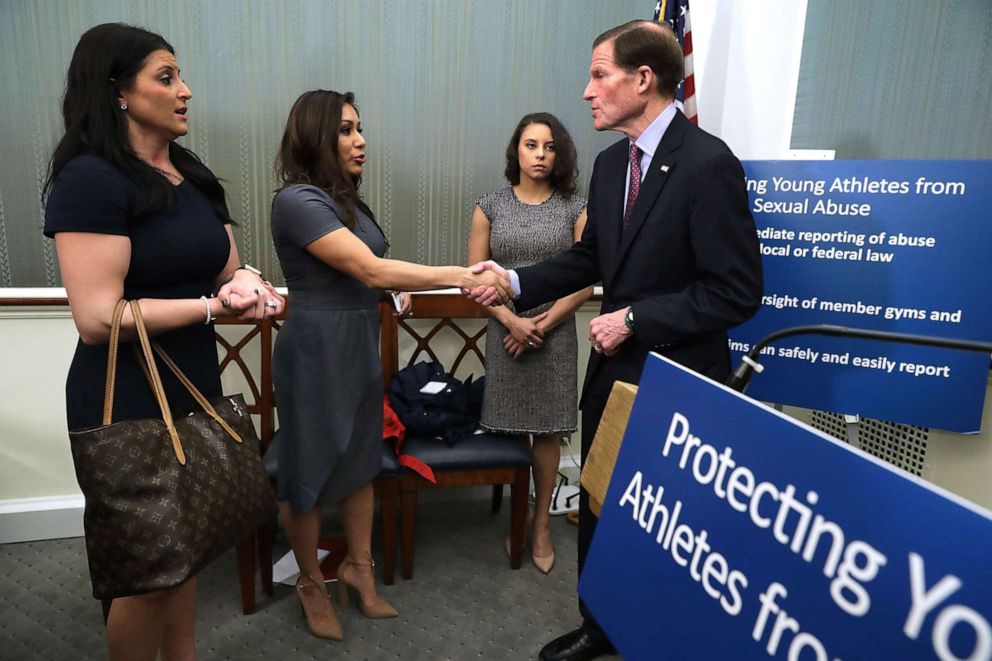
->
xmin=539 ymin=625 xmax=617 ymax=661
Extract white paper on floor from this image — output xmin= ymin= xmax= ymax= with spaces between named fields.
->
xmin=272 ymin=549 xmax=333 ymax=585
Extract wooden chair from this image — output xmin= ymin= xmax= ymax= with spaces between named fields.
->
xmin=225 ymin=291 xmax=529 ymax=609
xmin=91 ymin=292 xmax=522 ymax=619
xmin=213 ymin=315 xmax=279 ymax=615
xmin=380 ymin=293 xmax=532 ymax=580
xmin=219 ymin=310 xmax=400 ymax=615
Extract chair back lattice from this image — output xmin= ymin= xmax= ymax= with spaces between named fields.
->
xmin=213 ymin=316 xmax=282 ymax=450
xmin=398 ymin=318 xmax=486 ymax=375
xmin=380 ymin=294 xmax=489 ymax=386
xmin=211 ymin=295 xmax=492 ymax=445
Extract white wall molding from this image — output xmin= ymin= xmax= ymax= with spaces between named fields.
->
xmin=0 ymin=496 xmax=84 ymax=543
xmin=0 ymin=308 xmax=74 ymax=320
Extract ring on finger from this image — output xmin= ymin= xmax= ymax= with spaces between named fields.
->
xmin=527 ymin=341 xmax=536 ymax=348
xmin=264 ymin=300 xmax=278 ymax=309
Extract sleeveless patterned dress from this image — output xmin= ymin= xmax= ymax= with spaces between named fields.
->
xmin=477 ymin=186 xmax=587 ymax=434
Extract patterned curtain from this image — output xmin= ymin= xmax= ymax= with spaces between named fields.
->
xmin=0 ymin=0 xmax=645 ymax=287
xmin=792 ymin=0 xmax=992 ymax=159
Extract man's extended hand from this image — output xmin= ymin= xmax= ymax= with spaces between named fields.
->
xmin=463 ymin=260 xmax=512 ymax=307
xmin=472 ymin=260 xmax=509 ymax=280
xmin=588 ymin=307 xmax=631 ymax=356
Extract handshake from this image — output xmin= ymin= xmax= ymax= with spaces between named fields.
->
xmin=461 ymin=259 xmax=632 ymax=357
xmin=461 ymin=260 xmax=515 ymax=307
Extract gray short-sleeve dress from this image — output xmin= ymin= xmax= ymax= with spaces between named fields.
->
xmin=271 ymin=184 xmax=386 ymax=513
xmin=477 ymin=186 xmax=587 ymax=435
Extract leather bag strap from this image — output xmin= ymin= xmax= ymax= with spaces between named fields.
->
xmin=129 ymin=300 xmax=187 ymax=465
xmin=101 ymin=299 xmax=129 ymax=425
xmin=149 ymin=342 xmax=242 ymax=444
xmin=105 ymin=299 xmax=244 ymax=464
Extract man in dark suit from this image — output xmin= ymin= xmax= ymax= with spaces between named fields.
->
xmin=469 ymin=19 xmax=762 ymax=661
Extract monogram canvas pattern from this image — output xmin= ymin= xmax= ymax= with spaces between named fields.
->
xmin=69 ymin=394 xmax=276 ymax=599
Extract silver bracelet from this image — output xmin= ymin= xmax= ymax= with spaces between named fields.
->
xmin=200 ymin=295 xmax=213 ymax=325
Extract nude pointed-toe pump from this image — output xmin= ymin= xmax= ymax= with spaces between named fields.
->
xmin=336 ymin=554 xmax=398 ymax=619
xmin=532 ymin=550 xmax=556 ymax=574
xmin=296 ymin=572 xmax=344 ymax=640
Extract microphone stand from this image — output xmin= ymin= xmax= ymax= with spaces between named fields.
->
xmin=726 ymin=324 xmax=992 ymax=393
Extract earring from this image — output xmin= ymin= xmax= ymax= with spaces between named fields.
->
xmin=120 ymin=103 xmax=127 ymax=111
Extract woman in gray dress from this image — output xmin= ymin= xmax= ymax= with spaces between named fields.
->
xmin=467 ymin=113 xmax=591 ymax=574
xmin=271 ymin=90 xmax=511 ymax=640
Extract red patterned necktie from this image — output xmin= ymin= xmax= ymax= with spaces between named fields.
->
xmin=623 ymin=143 xmax=643 ymax=230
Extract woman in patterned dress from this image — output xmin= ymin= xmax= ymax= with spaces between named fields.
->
xmin=467 ymin=113 xmax=591 ymax=574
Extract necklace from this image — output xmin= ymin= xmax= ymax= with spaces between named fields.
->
xmin=156 ymin=168 xmax=184 ymax=185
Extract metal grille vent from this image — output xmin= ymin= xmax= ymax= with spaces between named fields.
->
xmin=809 ymin=410 xmax=848 ymax=441
xmin=858 ymin=419 xmax=928 ymax=476
xmin=807 ymin=410 xmax=930 ymax=476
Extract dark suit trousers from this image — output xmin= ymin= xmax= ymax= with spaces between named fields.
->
xmin=576 ymin=372 xmax=613 ymax=635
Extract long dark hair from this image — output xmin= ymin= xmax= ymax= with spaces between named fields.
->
xmin=44 ymin=23 xmax=230 ymax=223
xmin=504 ymin=112 xmax=579 ymax=199
xmin=275 ymin=90 xmax=375 ymax=230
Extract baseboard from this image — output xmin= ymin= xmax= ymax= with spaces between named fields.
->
xmin=0 ymin=496 xmax=84 ymax=543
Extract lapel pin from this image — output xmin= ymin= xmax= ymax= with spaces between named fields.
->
xmin=660 ymin=164 xmax=670 ymax=173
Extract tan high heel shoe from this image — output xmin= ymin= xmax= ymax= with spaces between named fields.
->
xmin=532 ymin=550 xmax=556 ymax=574
xmin=336 ymin=554 xmax=399 ymax=619
xmin=296 ymin=572 xmax=343 ymax=640
xmin=531 ymin=527 xmax=555 ymax=574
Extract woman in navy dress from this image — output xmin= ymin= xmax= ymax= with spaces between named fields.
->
xmin=44 ymin=23 xmax=284 ymax=660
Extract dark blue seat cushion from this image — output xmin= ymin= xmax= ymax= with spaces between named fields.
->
xmin=266 ymin=439 xmax=403 ymax=479
xmin=398 ymin=432 xmax=531 ymax=471
xmin=380 ymin=443 xmax=401 ymax=474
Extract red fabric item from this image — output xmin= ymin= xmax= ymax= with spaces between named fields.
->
xmin=383 ymin=395 xmax=406 ymax=444
xmin=383 ymin=396 xmax=436 ymax=483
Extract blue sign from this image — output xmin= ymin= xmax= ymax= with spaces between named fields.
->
xmin=580 ymin=354 xmax=992 ymax=661
xmin=733 ymin=160 xmax=992 ymax=432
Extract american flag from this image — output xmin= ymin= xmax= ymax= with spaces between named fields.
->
xmin=653 ymin=0 xmax=697 ymax=125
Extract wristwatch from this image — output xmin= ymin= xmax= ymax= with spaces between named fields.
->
xmin=624 ymin=307 xmax=634 ymax=332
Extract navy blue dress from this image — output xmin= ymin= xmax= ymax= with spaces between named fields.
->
xmin=44 ymin=154 xmax=230 ymax=431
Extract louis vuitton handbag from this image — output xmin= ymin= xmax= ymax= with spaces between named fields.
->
xmin=69 ymin=300 xmax=276 ymax=599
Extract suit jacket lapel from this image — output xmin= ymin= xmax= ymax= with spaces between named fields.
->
xmin=599 ymin=142 xmax=629 ymax=278
xmin=612 ymin=112 xmax=689 ymax=276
